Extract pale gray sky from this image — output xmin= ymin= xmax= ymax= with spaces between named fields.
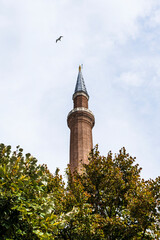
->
xmin=0 ymin=0 xmax=160 ymax=179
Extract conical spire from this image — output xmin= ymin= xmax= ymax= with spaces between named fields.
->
xmin=74 ymin=65 xmax=89 ymax=97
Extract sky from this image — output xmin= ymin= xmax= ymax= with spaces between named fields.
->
xmin=0 ymin=0 xmax=160 ymax=180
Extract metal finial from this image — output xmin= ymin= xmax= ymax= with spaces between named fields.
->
xmin=79 ymin=65 xmax=81 ymax=72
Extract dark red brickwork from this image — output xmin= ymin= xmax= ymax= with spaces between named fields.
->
xmin=74 ymin=95 xmax=88 ymax=108
xmin=67 ymin=93 xmax=94 ymax=174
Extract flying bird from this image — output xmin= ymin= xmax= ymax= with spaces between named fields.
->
xmin=56 ymin=36 xmax=63 ymax=43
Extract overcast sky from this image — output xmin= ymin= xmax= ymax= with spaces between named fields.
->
xmin=0 ymin=0 xmax=160 ymax=180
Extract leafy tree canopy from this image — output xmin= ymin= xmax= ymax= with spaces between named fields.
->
xmin=0 ymin=143 xmax=159 ymax=240
xmin=0 ymin=143 xmax=65 ymax=239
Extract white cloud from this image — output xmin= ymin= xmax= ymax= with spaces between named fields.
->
xmin=0 ymin=0 xmax=159 ymax=179
xmin=148 ymin=9 xmax=160 ymax=26
xmin=118 ymin=71 xmax=145 ymax=87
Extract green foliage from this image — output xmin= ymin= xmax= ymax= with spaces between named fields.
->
xmin=0 ymin=144 xmax=64 ymax=239
xmin=0 ymin=143 xmax=159 ymax=239
xmin=58 ymin=145 xmax=160 ymax=240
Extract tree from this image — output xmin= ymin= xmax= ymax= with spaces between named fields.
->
xmin=57 ymin=145 xmax=160 ymax=240
xmin=0 ymin=143 xmax=65 ymax=239
xmin=0 ymin=143 xmax=159 ymax=239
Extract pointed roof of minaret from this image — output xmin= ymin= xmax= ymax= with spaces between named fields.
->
xmin=74 ymin=65 xmax=89 ymax=98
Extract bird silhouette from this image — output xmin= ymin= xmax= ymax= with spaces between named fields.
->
xmin=56 ymin=36 xmax=63 ymax=43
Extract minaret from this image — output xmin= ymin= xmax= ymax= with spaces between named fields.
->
xmin=67 ymin=66 xmax=95 ymax=173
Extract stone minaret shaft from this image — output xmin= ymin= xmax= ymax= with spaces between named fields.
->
xmin=67 ymin=66 xmax=95 ymax=173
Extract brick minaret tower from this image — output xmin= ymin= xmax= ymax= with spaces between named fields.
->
xmin=67 ymin=66 xmax=95 ymax=173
